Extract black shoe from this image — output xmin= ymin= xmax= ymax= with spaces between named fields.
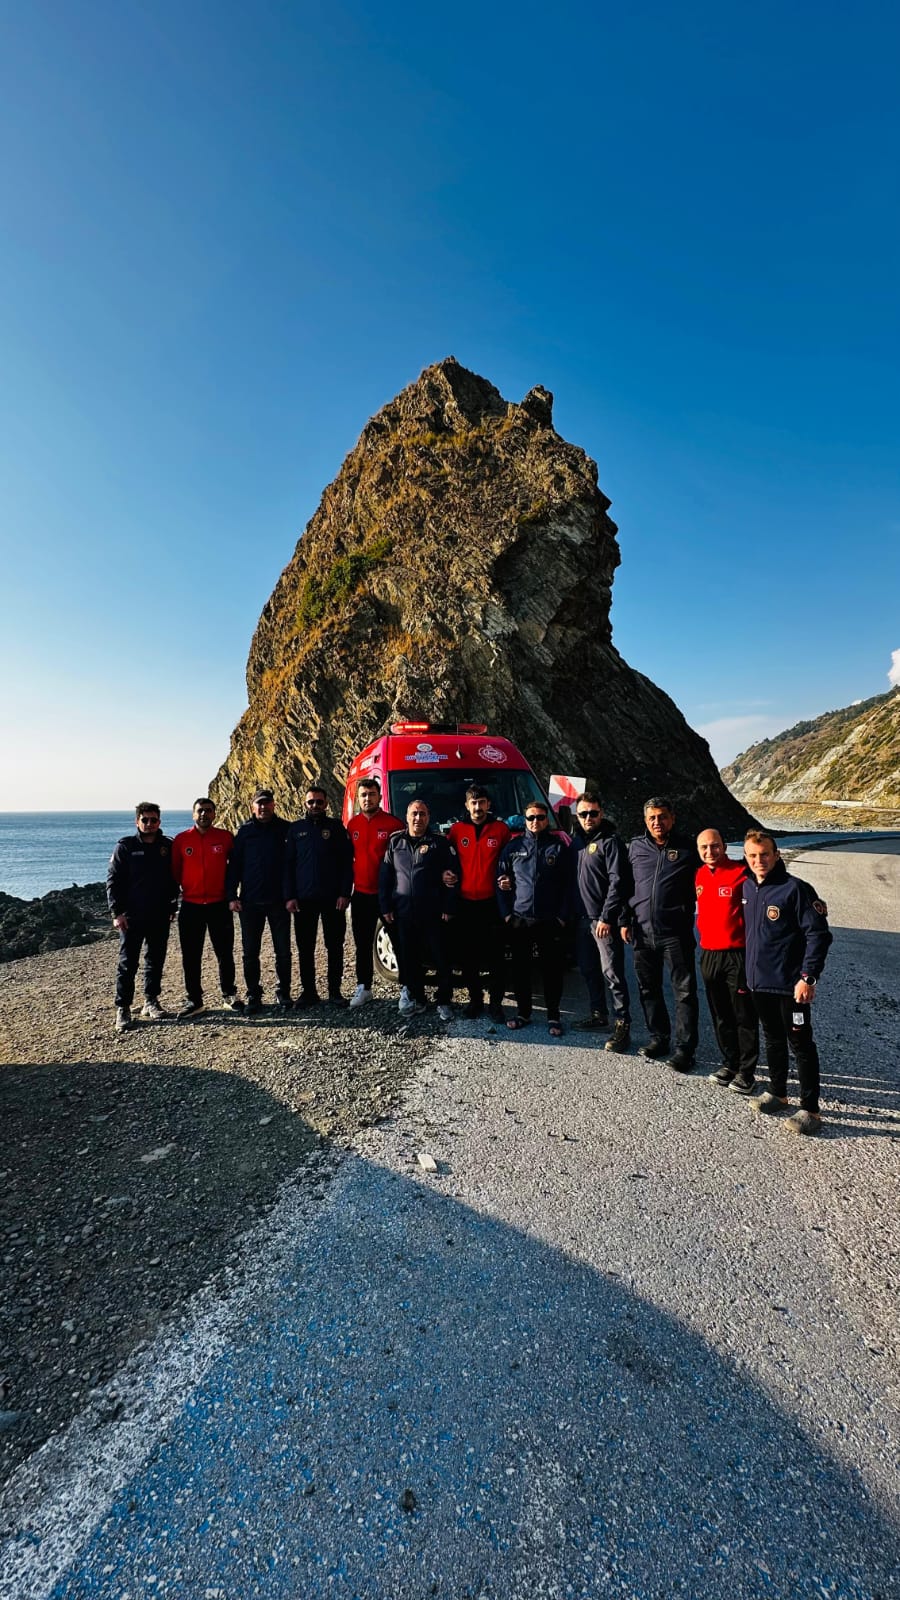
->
xmin=729 ymin=1072 xmax=758 ymax=1096
xmin=638 ymin=1036 xmax=670 ymax=1060
xmin=294 ymin=992 xmax=320 ymax=1011
xmin=710 ymin=1064 xmax=736 ymax=1086
xmin=668 ymin=1048 xmax=695 ymax=1074
xmin=488 ymin=1002 xmax=506 ymax=1023
xmin=246 ymin=995 xmax=262 ymax=1016
xmin=274 ymin=997 xmax=293 ymax=1014
xmin=573 ymin=1010 xmax=610 ymax=1032
xmin=327 ymin=994 xmax=349 ymax=1009
xmin=463 ymin=999 xmax=484 ymax=1020
xmin=604 ymin=1019 xmax=631 ymax=1053
xmin=223 ymin=993 xmax=245 ymax=1013
xmin=178 ymin=999 xmax=206 ymax=1019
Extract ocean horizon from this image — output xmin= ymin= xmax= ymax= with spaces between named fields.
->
xmin=0 ymin=811 xmax=194 ymax=900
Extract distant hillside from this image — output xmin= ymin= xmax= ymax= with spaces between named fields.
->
xmin=721 ymin=690 xmax=900 ymax=809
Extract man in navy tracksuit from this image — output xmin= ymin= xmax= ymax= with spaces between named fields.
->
xmin=107 ymin=802 xmax=178 ymax=1033
xmin=284 ymin=785 xmax=354 ymax=1009
xmin=226 ymin=787 xmax=292 ymax=1013
xmin=496 ymin=802 xmax=576 ymax=1035
xmin=571 ymin=793 xmax=633 ymax=1053
xmin=742 ymin=830 xmax=832 ymax=1134
xmin=624 ymin=796 xmax=699 ymax=1071
xmin=379 ymin=799 xmax=458 ymax=1018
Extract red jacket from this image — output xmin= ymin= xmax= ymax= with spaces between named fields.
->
xmin=695 ymin=860 xmax=748 ymax=950
xmin=348 ymin=810 xmax=404 ymax=894
xmin=448 ymin=817 xmax=511 ymax=900
xmin=172 ymin=826 xmax=234 ymax=905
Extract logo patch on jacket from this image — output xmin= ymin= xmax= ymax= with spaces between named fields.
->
xmin=667 ymin=850 xmax=678 ymax=861
xmin=487 ymin=837 xmax=499 ymax=848
xmin=696 ymin=883 xmax=703 ymax=894
xmin=718 ymin=886 xmax=732 ymax=897
xmin=322 ymin=830 xmax=330 ymax=840
xmin=352 ymin=830 xmax=360 ymax=841
xmin=460 ymin=837 xmax=470 ymax=847
xmin=766 ymin=906 xmax=780 ymax=921
xmin=160 ymin=847 xmax=168 ymax=858
xmin=813 ymin=899 xmax=827 ymax=916
xmin=545 ymin=849 xmax=559 ymax=865
xmin=377 ymin=830 xmax=388 ymax=841
xmin=588 ymin=843 xmax=597 ymax=854
xmin=185 ymin=846 xmax=193 ymax=856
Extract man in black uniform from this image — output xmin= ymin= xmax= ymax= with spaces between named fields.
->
xmin=624 ymin=796 xmax=699 ymax=1070
xmin=284 ymin=785 xmax=353 ymax=1009
xmin=572 ymin=793 xmax=633 ymax=1052
xmin=379 ymin=799 xmax=458 ymax=1020
xmin=496 ymin=803 xmax=576 ymax=1037
xmin=107 ymin=802 xmax=178 ymax=1033
xmin=226 ymin=787 xmax=292 ymax=1014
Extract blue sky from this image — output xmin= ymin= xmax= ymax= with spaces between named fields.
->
xmin=1 ymin=0 xmax=898 ymax=807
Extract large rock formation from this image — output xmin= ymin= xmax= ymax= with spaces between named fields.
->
xmin=722 ymin=690 xmax=900 ymax=822
xmin=211 ymin=358 xmax=752 ymax=838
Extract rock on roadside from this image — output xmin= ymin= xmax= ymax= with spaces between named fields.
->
xmin=0 ymin=883 xmax=111 ymax=964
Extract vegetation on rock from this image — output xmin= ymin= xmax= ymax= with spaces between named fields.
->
xmin=722 ymin=690 xmax=900 ymax=809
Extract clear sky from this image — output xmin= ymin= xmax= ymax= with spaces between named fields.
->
xmin=1 ymin=0 xmax=898 ymax=808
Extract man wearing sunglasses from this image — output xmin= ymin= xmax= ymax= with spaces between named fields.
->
xmin=107 ymin=803 xmax=178 ymax=1033
xmin=226 ymin=788 xmax=293 ymax=1014
xmin=284 ymin=786 xmax=354 ymax=1009
xmin=496 ymin=805 xmax=575 ymax=1036
xmin=571 ymin=792 xmax=632 ymax=1052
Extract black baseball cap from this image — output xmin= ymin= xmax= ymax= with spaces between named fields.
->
xmin=252 ymin=787 xmax=275 ymax=803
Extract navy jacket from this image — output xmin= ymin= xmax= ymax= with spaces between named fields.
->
xmin=572 ymin=820 xmax=631 ymax=923
xmin=283 ymin=814 xmax=354 ymax=903
xmin=106 ymin=833 xmax=178 ymax=922
xmin=742 ymin=859 xmax=832 ymax=992
xmin=496 ymin=831 xmax=575 ymax=923
xmin=627 ymin=831 xmax=697 ymax=941
xmin=225 ymin=815 xmax=290 ymax=905
xmin=379 ymin=829 xmax=458 ymax=920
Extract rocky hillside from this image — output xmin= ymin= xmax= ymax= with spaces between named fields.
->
xmin=211 ymin=358 xmax=752 ymax=838
xmin=0 ymin=883 xmax=110 ymax=965
xmin=721 ymin=690 xmax=900 ymax=811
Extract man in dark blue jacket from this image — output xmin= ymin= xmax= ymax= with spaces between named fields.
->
xmin=284 ymin=785 xmax=353 ymax=1009
xmin=572 ymin=794 xmax=632 ymax=1053
xmin=624 ymin=796 xmax=699 ymax=1070
xmin=496 ymin=802 xmax=575 ymax=1036
xmin=226 ymin=787 xmax=292 ymax=1014
xmin=742 ymin=830 xmax=832 ymax=1134
xmin=379 ymin=799 xmax=458 ymax=1019
xmin=107 ymin=802 xmax=178 ymax=1033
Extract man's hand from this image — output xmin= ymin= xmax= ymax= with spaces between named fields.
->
xmin=596 ymin=920 xmax=612 ymax=940
xmin=336 ymin=896 xmax=350 ymax=911
xmin=229 ymin=899 xmax=241 ymax=913
xmin=286 ymin=898 xmax=299 ymax=913
xmin=383 ymin=911 xmax=395 ymax=924
xmin=794 ymin=978 xmax=816 ymax=1004
xmin=498 ymin=874 xmax=512 ymax=892
xmin=442 ymin=870 xmax=458 ymax=887
xmin=621 ymin=926 xmax=632 ymax=944
xmin=441 ymin=913 xmax=452 ymax=923
xmin=112 ymin=913 xmax=128 ymax=931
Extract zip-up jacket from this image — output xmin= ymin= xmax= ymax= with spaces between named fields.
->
xmin=348 ymin=809 xmax=404 ymax=895
xmin=107 ymin=833 xmax=178 ymax=921
xmin=742 ymin=859 xmax=832 ymax=992
xmin=627 ymin=831 xmax=697 ymax=940
xmin=447 ymin=815 xmax=511 ymax=900
xmin=225 ymin=816 xmax=290 ymax=905
xmin=379 ymin=830 xmax=459 ymax=920
xmin=572 ymin=819 xmax=631 ymax=923
xmin=283 ymin=814 xmax=353 ymax=903
xmin=695 ymin=860 xmax=748 ymax=950
xmin=172 ymin=826 xmax=234 ymax=905
xmin=496 ymin=830 xmax=576 ymax=923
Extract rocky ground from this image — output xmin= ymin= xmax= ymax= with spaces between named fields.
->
xmin=0 ymin=930 xmax=436 ymax=1484
xmin=0 ymin=884 xmax=109 ymax=964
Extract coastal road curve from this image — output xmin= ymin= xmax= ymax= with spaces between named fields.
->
xmin=2 ymin=842 xmax=899 ymax=1599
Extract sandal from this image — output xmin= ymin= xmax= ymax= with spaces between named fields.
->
xmin=548 ymin=1020 xmax=563 ymax=1038
xmin=506 ymin=1015 xmax=532 ymax=1031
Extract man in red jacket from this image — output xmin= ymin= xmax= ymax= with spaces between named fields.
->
xmin=172 ymin=798 xmax=240 ymax=1018
xmin=448 ymin=786 xmax=511 ymax=1020
xmin=348 ymin=777 xmax=403 ymax=1007
xmin=695 ymin=827 xmax=758 ymax=1094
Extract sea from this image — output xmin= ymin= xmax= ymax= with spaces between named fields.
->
xmin=0 ymin=812 xmax=194 ymax=901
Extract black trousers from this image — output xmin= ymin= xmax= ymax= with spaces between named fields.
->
xmin=458 ymin=898 xmax=507 ymax=1005
xmin=393 ymin=912 xmax=452 ymax=1004
xmin=700 ymin=948 xmax=758 ymax=1076
xmin=592 ymin=922 xmax=630 ymax=1021
xmin=239 ymin=902 xmax=292 ymax=1002
xmin=575 ymin=915 xmax=608 ymax=1016
xmin=115 ymin=918 xmax=171 ymax=1008
xmin=293 ymin=899 xmax=346 ymax=998
xmin=754 ymin=991 xmax=821 ymax=1113
xmin=633 ymin=931 xmax=698 ymax=1053
xmin=508 ymin=918 xmax=565 ymax=1022
xmin=178 ymin=900 xmax=236 ymax=1003
xmin=350 ymin=891 xmax=380 ymax=988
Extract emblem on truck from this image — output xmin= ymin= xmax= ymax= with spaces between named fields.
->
xmin=478 ymin=744 xmax=507 ymax=764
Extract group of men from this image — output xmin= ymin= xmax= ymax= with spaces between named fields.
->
xmin=107 ymin=782 xmax=832 ymax=1134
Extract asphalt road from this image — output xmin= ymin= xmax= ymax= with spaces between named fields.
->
xmin=2 ymin=842 xmax=899 ymax=1599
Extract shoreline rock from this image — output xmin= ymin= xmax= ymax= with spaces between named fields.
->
xmin=0 ymin=883 xmax=111 ymax=965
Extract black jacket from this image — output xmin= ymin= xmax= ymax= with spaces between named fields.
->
xmin=742 ymin=859 xmax=833 ymax=992
xmin=627 ymin=830 xmax=697 ymax=941
xmin=496 ymin=831 xmax=576 ymax=923
xmin=572 ymin=819 xmax=631 ymax=923
xmin=106 ymin=833 xmax=178 ymax=921
xmin=225 ymin=815 xmax=290 ymax=905
xmin=379 ymin=829 xmax=458 ymax=920
xmin=283 ymin=814 xmax=354 ymax=903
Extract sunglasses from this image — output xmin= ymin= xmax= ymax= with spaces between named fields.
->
xmin=139 ymin=815 xmax=160 ymax=824
xmin=306 ymin=798 xmax=327 ymax=807
xmin=578 ymin=809 xmax=601 ymax=819
xmin=525 ymin=814 xmax=548 ymax=822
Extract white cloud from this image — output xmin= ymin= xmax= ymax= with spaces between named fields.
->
xmin=693 ymin=713 xmax=788 ymax=766
xmin=888 ymin=649 xmax=900 ymax=689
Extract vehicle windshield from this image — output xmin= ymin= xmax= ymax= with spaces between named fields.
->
xmin=387 ymin=769 xmax=558 ymax=832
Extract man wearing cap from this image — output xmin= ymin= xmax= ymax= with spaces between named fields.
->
xmin=172 ymin=798 xmax=240 ymax=1018
xmin=107 ymin=803 xmax=179 ymax=1033
xmin=284 ymin=786 xmax=354 ymax=1009
xmin=226 ymin=788 xmax=292 ymax=1014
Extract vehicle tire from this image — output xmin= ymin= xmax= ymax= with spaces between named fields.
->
xmin=374 ymin=918 xmax=400 ymax=985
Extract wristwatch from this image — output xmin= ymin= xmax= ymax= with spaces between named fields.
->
xmin=800 ymin=974 xmax=817 ymax=985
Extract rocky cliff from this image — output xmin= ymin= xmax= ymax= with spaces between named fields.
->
xmin=211 ymin=358 xmax=752 ymax=838
xmin=722 ymin=690 xmax=900 ymax=813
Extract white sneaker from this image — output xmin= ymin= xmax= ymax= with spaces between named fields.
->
xmin=399 ymin=986 xmax=415 ymax=1016
xmin=349 ymin=985 xmax=373 ymax=1008
xmin=437 ymin=1003 xmax=453 ymax=1023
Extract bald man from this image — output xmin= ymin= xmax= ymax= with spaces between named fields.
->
xmin=695 ymin=828 xmax=758 ymax=1094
